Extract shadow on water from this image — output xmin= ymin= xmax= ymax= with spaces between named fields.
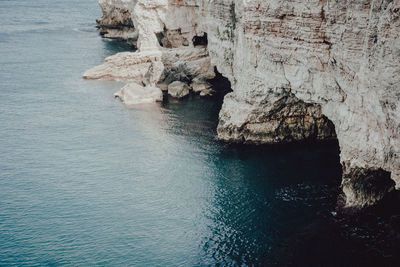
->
xmin=279 ymin=190 xmax=400 ymax=267
xmin=202 ymin=142 xmax=343 ymax=266
xmin=157 ymin=92 xmax=400 ymax=266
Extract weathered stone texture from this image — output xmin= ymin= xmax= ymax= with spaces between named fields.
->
xmin=87 ymin=0 xmax=400 ymax=208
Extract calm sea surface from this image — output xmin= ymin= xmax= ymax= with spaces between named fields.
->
xmin=0 ymin=1 xmax=399 ymax=266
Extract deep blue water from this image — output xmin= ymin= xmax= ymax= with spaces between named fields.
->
xmin=1 ymin=1 xmax=399 ymax=266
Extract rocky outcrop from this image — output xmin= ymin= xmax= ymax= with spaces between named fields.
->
xmin=86 ymin=0 xmax=400 ymax=209
xmin=96 ymin=0 xmax=138 ymax=45
xmin=85 ymin=0 xmax=216 ymax=101
xmin=84 ymin=50 xmax=161 ymax=81
xmin=218 ymin=93 xmax=336 ymax=144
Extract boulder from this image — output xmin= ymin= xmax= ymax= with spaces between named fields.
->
xmin=167 ymin=81 xmax=190 ymax=99
xmin=191 ymin=80 xmax=212 ymax=94
xmin=114 ymin=82 xmax=163 ymax=106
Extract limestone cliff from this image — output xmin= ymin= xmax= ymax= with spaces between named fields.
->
xmin=85 ymin=0 xmax=400 ymax=209
xmin=96 ymin=0 xmax=138 ymax=45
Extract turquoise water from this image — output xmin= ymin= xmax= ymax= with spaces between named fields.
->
xmin=0 ymin=1 xmax=399 ymax=266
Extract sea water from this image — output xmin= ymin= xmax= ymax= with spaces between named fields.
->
xmin=0 ymin=1 xmax=399 ymax=266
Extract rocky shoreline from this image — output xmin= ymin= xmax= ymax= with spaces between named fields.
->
xmin=84 ymin=0 xmax=400 ymax=209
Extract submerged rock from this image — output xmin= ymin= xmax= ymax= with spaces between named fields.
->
xmin=167 ymin=81 xmax=190 ymax=99
xmin=114 ymin=82 xmax=163 ymax=106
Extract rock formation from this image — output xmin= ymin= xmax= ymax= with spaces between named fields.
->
xmin=96 ymin=0 xmax=138 ymax=45
xmin=85 ymin=0 xmax=400 ymax=209
xmin=85 ymin=0 xmax=216 ymax=102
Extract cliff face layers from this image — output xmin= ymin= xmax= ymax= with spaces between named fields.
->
xmin=87 ymin=0 xmax=400 ymax=209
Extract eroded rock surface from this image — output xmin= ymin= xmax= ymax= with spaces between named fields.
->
xmin=97 ymin=0 xmax=138 ymax=45
xmin=86 ymin=0 xmax=400 ymax=208
xmin=342 ymin=166 xmax=395 ymax=208
xmin=218 ymin=93 xmax=336 ymax=144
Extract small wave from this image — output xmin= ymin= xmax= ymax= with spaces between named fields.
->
xmin=73 ymin=26 xmax=98 ymax=33
xmin=33 ymin=21 xmax=50 ymax=25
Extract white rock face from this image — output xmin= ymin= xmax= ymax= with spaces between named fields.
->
xmin=88 ymin=0 xmax=400 ymax=208
xmin=214 ymin=0 xmax=400 ymax=208
xmin=83 ymin=50 xmax=162 ymax=81
xmin=168 ymin=81 xmax=190 ymax=98
xmin=114 ymin=82 xmax=163 ymax=106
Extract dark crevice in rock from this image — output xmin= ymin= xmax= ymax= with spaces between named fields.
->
xmin=207 ymin=67 xmax=232 ymax=96
xmin=156 ymin=30 xmax=166 ymax=47
xmin=193 ymin=33 xmax=208 ymax=47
